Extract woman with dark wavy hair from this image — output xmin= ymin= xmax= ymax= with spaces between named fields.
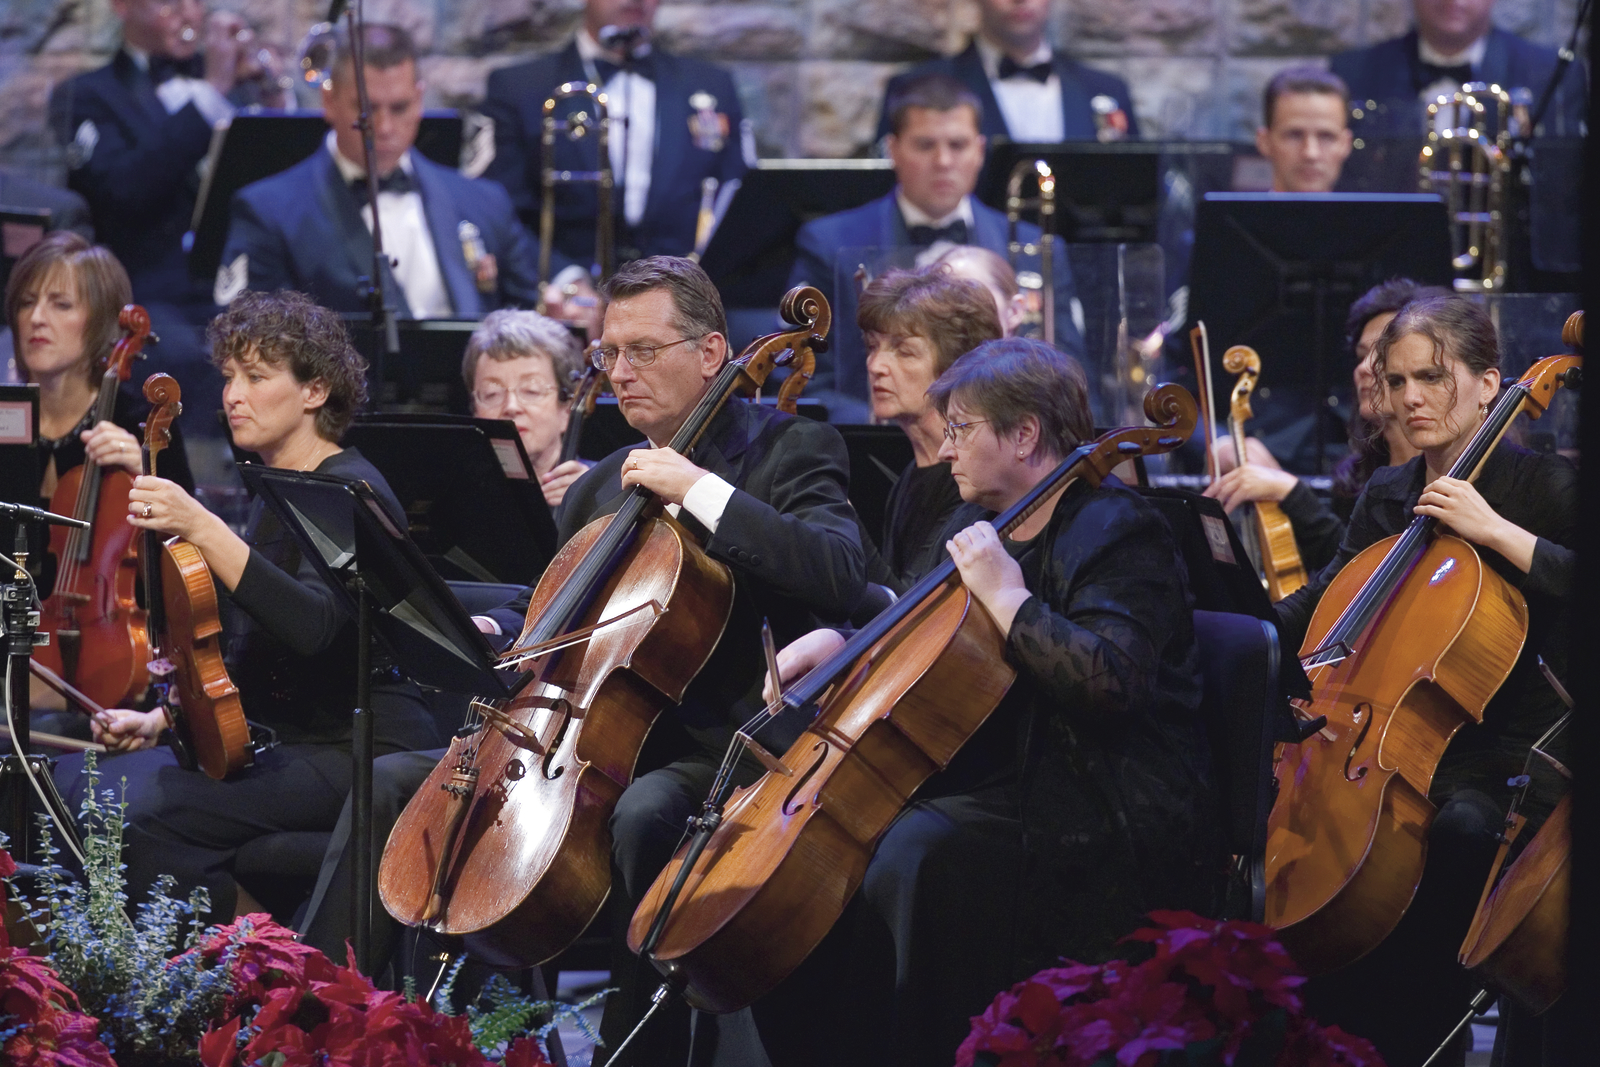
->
xmin=51 ymin=289 xmax=437 ymax=920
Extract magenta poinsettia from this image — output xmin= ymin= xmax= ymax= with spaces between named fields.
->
xmin=956 ymin=911 xmax=1387 ymax=1067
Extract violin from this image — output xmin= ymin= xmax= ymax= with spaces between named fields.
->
xmin=1263 ymin=346 xmax=1581 ymax=974
xmin=34 ymin=305 xmax=152 ymax=710
xmin=378 ymin=287 xmax=831 ymax=967
xmin=627 ymin=384 xmax=1198 ymax=1013
xmin=1222 ymin=346 xmax=1307 ymax=600
xmin=140 ymin=374 xmax=251 ymax=780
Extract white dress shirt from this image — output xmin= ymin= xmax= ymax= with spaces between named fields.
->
xmin=896 ymin=189 xmax=977 ymax=234
xmin=577 ymin=30 xmax=656 ymax=228
xmin=126 ymin=45 xmax=235 ymax=126
xmin=976 ymin=36 xmax=1065 ymax=143
xmin=327 ymin=132 xmax=453 ymax=319
xmin=1417 ymin=34 xmax=1489 ymax=102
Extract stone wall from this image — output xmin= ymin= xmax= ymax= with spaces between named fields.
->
xmin=0 ymin=0 xmax=1583 ymax=178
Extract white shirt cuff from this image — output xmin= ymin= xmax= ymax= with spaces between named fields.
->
xmin=551 ymin=264 xmax=590 ymax=290
xmin=473 ymin=614 xmax=503 ymax=636
xmin=156 ymin=78 xmax=234 ymax=126
xmin=680 ymin=473 xmax=735 ymax=535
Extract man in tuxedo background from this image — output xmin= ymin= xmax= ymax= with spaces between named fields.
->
xmin=480 ymin=0 xmax=752 ymax=276
xmin=1331 ymin=0 xmax=1586 ymax=136
xmin=790 ymin=74 xmax=1084 ymax=422
xmin=1256 ymin=67 xmax=1354 ymax=193
xmin=874 ymin=0 xmax=1138 ymax=145
xmin=217 ymin=24 xmax=553 ymax=320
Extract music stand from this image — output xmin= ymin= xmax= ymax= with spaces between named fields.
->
xmin=343 ymin=413 xmax=558 ymax=585
xmin=838 ymin=425 xmax=914 ymax=541
xmin=0 ymin=384 xmax=40 ymax=555
xmin=1187 ymin=193 xmax=1453 ymax=472
xmin=2 ymin=206 xmax=51 ymax=299
xmin=339 ymin=315 xmax=479 ymax=413
xmin=699 ymin=159 xmax=896 ymax=307
xmin=238 ymin=463 xmax=515 ymax=974
xmin=188 ymin=110 xmax=464 ymax=282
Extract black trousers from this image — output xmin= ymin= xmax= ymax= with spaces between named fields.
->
xmin=51 ymin=742 xmax=353 ymax=918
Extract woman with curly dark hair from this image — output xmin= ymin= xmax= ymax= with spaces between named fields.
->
xmin=51 ymin=289 xmax=437 ymax=919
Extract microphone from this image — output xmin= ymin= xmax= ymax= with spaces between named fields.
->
xmin=597 ymin=23 xmax=648 ymax=59
xmin=0 ymin=500 xmax=93 ymax=530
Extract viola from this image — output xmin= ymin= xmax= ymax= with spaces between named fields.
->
xmin=1263 ymin=345 xmax=1581 ymax=974
xmin=140 ymin=373 xmax=251 ymax=780
xmin=34 ymin=305 xmax=151 ymax=709
xmin=626 ymin=384 xmax=1198 ymax=1013
xmin=1222 ymin=345 xmax=1307 ymax=600
xmin=378 ymin=287 xmax=831 ymax=967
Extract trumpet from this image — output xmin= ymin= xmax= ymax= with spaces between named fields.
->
xmin=1005 ymin=158 xmax=1057 ymax=345
xmin=1419 ymin=83 xmax=1530 ymax=292
xmin=540 ymin=81 xmax=614 ymax=285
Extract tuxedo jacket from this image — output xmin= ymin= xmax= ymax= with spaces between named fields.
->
xmin=486 ymin=399 xmax=866 ymax=759
xmin=219 ymin=148 xmax=549 ymax=317
xmin=786 ymin=192 xmax=1085 ymax=410
xmin=48 ymin=50 xmax=214 ymax=303
xmin=0 ymin=170 xmax=93 ymax=240
xmin=1331 ymin=28 xmax=1587 ymax=136
xmin=480 ymin=40 xmax=749 ymax=267
xmin=874 ymin=41 xmax=1140 ymax=143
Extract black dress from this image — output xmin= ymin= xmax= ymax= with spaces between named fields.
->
xmin=1273 ymin=442 xmax=1576 ymax=1066
xmin=759 ymin=476 xmax=1219 ymax=1067
xmin=51 ymin=448 xmax=437 ymax=916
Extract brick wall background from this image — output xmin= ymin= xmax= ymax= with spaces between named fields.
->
xmin=0 ymin=0 xmax=1583 ymax=177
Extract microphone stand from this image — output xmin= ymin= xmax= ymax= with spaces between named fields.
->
xmin=327 ymin=0 xmax=391 ymax=976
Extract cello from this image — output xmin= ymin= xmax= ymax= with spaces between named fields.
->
xmin=1263 ymin=349 xmax=1580 ymax=974
xmin=1221 ymin=345 xmax=1307 ymax=600
xmin=139 ymin=374 xmax=251 ymax=780
xmin=626 ymin=384 xmax=1198 ymax=1013
xmin=378 ymin=287 xmax=830 ymax=967
xmin=34 ymin=305 xmax=152 ymax=710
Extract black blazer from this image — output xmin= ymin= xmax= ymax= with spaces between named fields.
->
xmin=219 ymin=148 xmax=550 ymax=317
xmin=1331 ymin=28 xmax=1587 ymax=136
xmin=488 ymin=399 xmax=866 ymax=758
xmin=480 ymin=40 xmax=749 ymax=268
xmin=48 ymin=50 xmax=215 ymax=303
xmin=874 ymin=41 xmax=1140 ymax=143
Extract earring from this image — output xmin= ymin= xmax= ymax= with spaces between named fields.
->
xmin=1017 ymin=450 xmax=1025 ymax=459
xmin=1480 ymin=402 xmax=1489 ymax=416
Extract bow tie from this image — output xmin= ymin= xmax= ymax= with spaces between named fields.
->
xmin=998 ymin=55 xmax=1053 ymax=83
xmin=907 ymin=219 xmax=969 ymax=247
xmin=349 ymin=169 xmax=415 ymax=203
xmin=1417 ymin=61 xmax=1473 ymax=91
xmin=148 ymin=53 xmax=205 ymax=84
xmin=594 ymin=51 xmax=656 ymax=83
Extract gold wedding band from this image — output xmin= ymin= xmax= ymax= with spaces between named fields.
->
xmin=142 ymin=503 xmax=154 ymax=519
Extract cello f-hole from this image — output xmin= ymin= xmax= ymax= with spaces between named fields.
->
xmin=1343 ymin=702 xmax=1374 ymax=782
xmin=782 ymin=740 xmax=831 ymax=816
xmin=541 ymin=703 xmax=573 ymax=780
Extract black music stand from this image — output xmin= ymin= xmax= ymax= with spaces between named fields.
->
xmin=237 ymin=464 xmax=515 ymax=974
xmin=343 ymin=413 xmax=558 ymax=585
xmin=699 ymin=160 xmax=896 ymax=307
xmin=0 ymin=384 xmax=40 ymax=557
xmin=1186 ymin=192 xmax=1453 ymax=473
xmin=188 ymin=110 xmax=464 ymax=282
xmin=338 ymin=315 xmax=479 ymax=415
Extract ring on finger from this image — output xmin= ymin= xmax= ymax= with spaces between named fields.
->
xmin=142 ymin=502 xmax=154 ymax=519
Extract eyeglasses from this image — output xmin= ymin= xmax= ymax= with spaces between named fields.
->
xmin=473 ymin=383 xmax=558 ymax=410
xmin=942 ymin=418 xmax=990 ymax=445
xmin=591 ymin=335 xmax=705 ymax=372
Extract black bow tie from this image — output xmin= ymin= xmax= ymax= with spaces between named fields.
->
xmin=148 ymin=53 xmax=205 ymax=84
xmin=998 ymin=55 xmax=1053 ymax=83
xmin=907 ymin=219 xmax=969 ymax=247
xmin=349 ymin=169 xmax=415 ymax=204
xmin=594 ymin=51 xmax=656 ymax=83
xmin=1417 ymin=60 xmax=1474 ymax=91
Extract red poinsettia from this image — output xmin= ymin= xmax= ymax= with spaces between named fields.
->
xmin=956 ymin=911 xmax=1386 ymax=1067
xmin=191 ymin=912 xmax=335 ymax=1014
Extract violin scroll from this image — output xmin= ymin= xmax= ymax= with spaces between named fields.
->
xmin=1222 ymin=345 xmax=1261 ymax=426
xmin=142 ymin=373 xmax=182 ymax=475
xmin=1561 ymin=310 xmax=1582 ymax=351
xmin=109 ymin=304 xmax=155 ymax=381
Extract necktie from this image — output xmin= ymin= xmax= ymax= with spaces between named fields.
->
xmin=349 ymin=169 xmax=415 ymax=204
xmin=907 ymin=219 xmax=969 ymax=247
xmin=149 ymin=53 xmax=206 ymax=84
xmin=998 ymin=55 xmax=1053 ymax=84
xmin=1417 ymin=61 xmax=1473 ymax=92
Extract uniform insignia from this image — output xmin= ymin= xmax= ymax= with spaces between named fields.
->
xmin=460 ymin=112 xmax=495 ymax=179
xmin=214 ymin=252 xmax=248 ymax=306
xmin=1090 ymin=94 xmax=1130 ymax=143
xmin=459 ymin=220 xmax=496 ymax=293
xmin=687 ymin=92 xmax=728 ymax=153
xmin=69 ymin=120 xmax=99 ymax=168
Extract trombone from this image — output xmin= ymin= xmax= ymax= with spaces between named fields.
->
xmin=540 ymin=81 xmax=614 ymax=285
xmin=1418 ymin=83 xmax=1529 ymax=292
xmin=1005 ymin=158 xmax=1057 ymax=345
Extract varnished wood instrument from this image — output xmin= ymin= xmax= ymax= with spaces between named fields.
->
xmin=140 ymin=374 xmax=251 ymax=780
xmin=1264 ymin=349 xmax=1581 ymax=974
xmin=1222 ymin=345 xmax=1307 ymax=600
xmin=627 ymin=384 xmax=1199 ymax=1013
xmin=557 ymin=363 xmax=607 ymax=466
xmin=34 ymin=305 xmax=151 ymax=709
xmin=378 ymin=287 xmax=831 ymax=968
